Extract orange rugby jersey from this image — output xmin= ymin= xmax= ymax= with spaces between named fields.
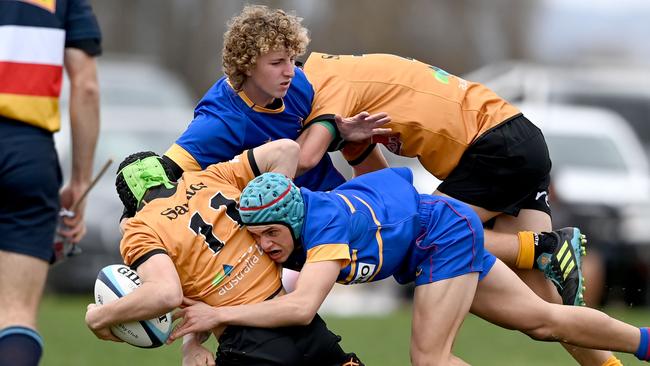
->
xmin=303 ymin=52 xmax=521 ymax=179
xmin=120 ymin=152 xmax=282 ymax=307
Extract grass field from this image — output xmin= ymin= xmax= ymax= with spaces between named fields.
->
xmin=39 ymin=294 xmax=648 ymax=365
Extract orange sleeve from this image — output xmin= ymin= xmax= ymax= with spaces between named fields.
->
xmin=303 ymin=58 xmax=359 ymax=125
xmin=204 ymin=150 xmax=256 ymax=191
xmin=164 ymin=143 xmax=202 ymax=172
xmin=306 ymin=244 xmax=351 ymax=269
xmin=120 ymin=219 xmax=168 ymax=267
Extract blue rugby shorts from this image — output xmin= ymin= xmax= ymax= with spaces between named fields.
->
xmin=0 ymin=118 xmax=62 ymax=261
xmin=394 ymin=195 xmax=496 ymax=286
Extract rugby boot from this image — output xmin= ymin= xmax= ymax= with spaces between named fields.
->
xmin=536 ymin=227 xmax=587 ymax=306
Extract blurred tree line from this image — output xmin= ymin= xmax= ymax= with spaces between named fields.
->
xmin=89 ymin=0 xmax=536 ymax=98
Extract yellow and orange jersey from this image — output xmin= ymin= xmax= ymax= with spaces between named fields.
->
xmin=121 ymin=152 xmax=282 ymax=307
xmin=303 ymin=52 xmax=520 ymax=179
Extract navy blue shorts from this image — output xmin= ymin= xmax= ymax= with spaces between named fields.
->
xmin=0 ymin=118 xmax=62 ymax=261
xmin=394 ymin=195 xmax=496 ymax=286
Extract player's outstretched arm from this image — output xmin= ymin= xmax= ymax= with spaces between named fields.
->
xmin=297 ymin=112 xmax=391 ymax=176
xmin=335 ymin=111 xmax=391 ymax=142
xmin=296 ymin=123 xmax=334 ymax=176
xmin=167 ymin=260 xmax=341 ymax=342
xmin=85 ymin=253 xmax=183 ymax=339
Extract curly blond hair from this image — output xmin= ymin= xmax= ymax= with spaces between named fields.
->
xmin=222 ymin=5 xmax=310 ymax=90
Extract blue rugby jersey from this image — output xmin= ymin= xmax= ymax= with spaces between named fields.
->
xmin=166 ymin=67 xmax=345 ymax=192
xmin=299 ymin=167 xmax=422 ymax=284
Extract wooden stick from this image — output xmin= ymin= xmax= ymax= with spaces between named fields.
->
xmin=69 ymin=158 xmax=113 ymax=213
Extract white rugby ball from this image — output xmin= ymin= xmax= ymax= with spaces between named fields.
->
xmin=94 ymin=264 xmax=172 ymax=348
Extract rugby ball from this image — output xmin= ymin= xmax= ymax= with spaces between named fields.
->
xmin=94 ymin=264 xmax=172 ymax=348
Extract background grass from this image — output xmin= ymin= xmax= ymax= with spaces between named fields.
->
xmin=39 ymin=295 xmax=648 ymax=365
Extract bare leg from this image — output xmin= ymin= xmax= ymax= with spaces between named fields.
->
xmin=0 ymin=251 xmax=48 ymax=330
xmin=411 ymin=273 xmax=478 ymax=366
xmin=449 ymin=355 xmax=471 ymax=366
xmin=433 ymin=190 xmax=614 ymax=365
xmin=492 ymin=211 xmax=613 ymax=365
xmin=472 ymin=260 xmax=640 ymax=354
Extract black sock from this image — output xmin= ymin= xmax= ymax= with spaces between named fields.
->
xmin=0 ymin=327 xmax=43 ymax=366
xmin=532 ymin=232 xmax=559 ymax=270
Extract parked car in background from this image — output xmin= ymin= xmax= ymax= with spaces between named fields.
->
xmin=48 ymin=56 xmax=195 ymax=293
xmin=464 ymin=61 xmax=650 ymax=159
xmin=466 ymin=61 xmax=650 ymax=305
xmin=521 ymin=103 xmax=650 ymax=208
xmin=525 ymin=102 xmax=650 ymax=305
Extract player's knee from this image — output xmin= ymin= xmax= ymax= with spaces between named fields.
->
xmin=521 ymin=314 xmax=562 ymax=341
xmin=524 ymin=324 xmax=555 ymax=341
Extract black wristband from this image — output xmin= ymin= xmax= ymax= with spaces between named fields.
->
xmin=347 ymin=143 xmax=376 ymax=166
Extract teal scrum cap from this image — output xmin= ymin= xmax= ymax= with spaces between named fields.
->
xmin=238 ymin=172 xmax=304 ymax=239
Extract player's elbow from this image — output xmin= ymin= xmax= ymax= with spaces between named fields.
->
xmin=293 ymin=308 xmax=316 ymax=326
xmin=159 ymin=284 xmax=183 ymax=310
xmin=297 ymin=152 xmax=320 ymax=174
xmin=72 ymin=77 xmax=100 ymax=103
xmin=291 ymin=299 xmax=319 ymax=326
xmin=275 ymin=139 xmax=300 ymax=157
xmin=268 ymin=139 xmax=300 ymax=176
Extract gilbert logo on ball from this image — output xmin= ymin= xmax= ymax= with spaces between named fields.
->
xmin=94 ymin=264 xmax=172 ymax=348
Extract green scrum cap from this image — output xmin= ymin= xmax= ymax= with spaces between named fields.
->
xmin=238 ymin=172 xmax=304 ymax=239
xmin=117 ymin=156 xmax=175 ymax=205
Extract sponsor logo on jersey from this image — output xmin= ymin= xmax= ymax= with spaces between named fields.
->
xmin=457 ymin=77 xmax=468 ymax=91
xmin=216 ymin=244 xmax=265 ymax=295
xmin=348 ymin=262 xmax=376 ymax=284
xmin=429 ymin=66 xmax=451 ymax=84
xmin=211 ymin=264 xmax=234 ymax=286
xmin=372 ymin=133 xmax=402 ymax=155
